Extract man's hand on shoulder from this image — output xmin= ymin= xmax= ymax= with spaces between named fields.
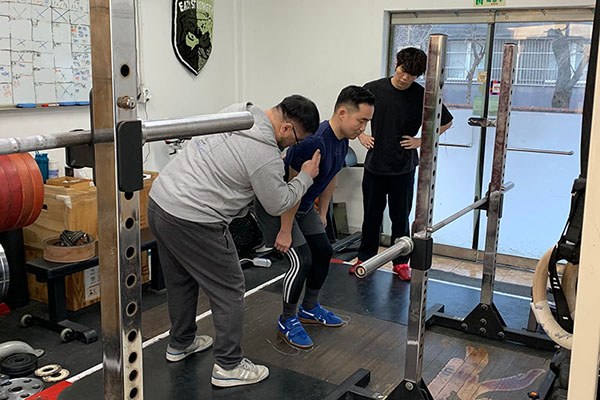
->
xmin=300 ymin=149 xmax=320 ymax=179
xmin=400 ymin=135 xmax=421 ymax=149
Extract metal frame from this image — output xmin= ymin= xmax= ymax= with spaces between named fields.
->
xmin=328 ymin=40 xmax=556 ymax=400
xmin=89 ymin=1 xmax=144 ymax=396
xmin=568 ymin=28 xmax=600 ymax=400
xmin=390 ymin=8 xmax=594 ymax=260
xmin=471 ymin=23 xmax=496 ymax=252
xmin=390 ymin=9 xmax=594 ymax=26
xmin=1 ymin=2 xmax=253 ymax=397
xmin=386 ymin=33 xmax=447 ymax=400
xmin=428 ymin=182 xmax=513 ymax=233
xmin=426 ymin=43 xmax=555 ymax=351
xmin=324 ymin=33 xmax=447 ymax=400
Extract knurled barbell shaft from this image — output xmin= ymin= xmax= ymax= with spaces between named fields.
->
xmin=0 ymin=111 xmax=254 ymax=155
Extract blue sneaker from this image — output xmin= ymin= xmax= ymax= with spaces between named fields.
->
xmin=277 ymin=315 xmax=313 ymax=349
xmin=298 ymin=303 xmax=343 ymax=327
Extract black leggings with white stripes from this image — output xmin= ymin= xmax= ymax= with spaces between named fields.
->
xmin=282 ymin=233 xmax=333 ymax=304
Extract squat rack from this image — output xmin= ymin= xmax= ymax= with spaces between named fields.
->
xmin=329 ymin=36 xmax=554 ymax=400
xmin=1 ymin=2 xmax=599 ymax=399
xmin=0 ymin=1 xmax=253 ymax=399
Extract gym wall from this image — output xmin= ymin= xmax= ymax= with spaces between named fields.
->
xmin=0 ymin=0 xmax=594 ymax=232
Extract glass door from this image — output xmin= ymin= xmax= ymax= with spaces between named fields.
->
xmin=478 ymin=20 xmax=592 ymax=258
xmin=388 ymin=9 xmax=593 ymax=260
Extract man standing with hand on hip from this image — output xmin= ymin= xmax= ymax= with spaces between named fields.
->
xmin=352 ymin=47 xmax=453 ymax=281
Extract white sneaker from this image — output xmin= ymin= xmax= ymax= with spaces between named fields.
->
xmin=165 ymin=335 xmax=213 ymax=362
xmin=211 ymin=358 xmax=269 ymax=387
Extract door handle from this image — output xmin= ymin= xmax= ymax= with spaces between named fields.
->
xmin=507 ymin=147 xmax=574 ymax=156
xmin=439 ymin=143 xmax=473 ymax=149
xmin=467 ymin=117 xmax=496 ymax=127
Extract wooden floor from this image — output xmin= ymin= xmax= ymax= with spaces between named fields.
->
xmin=219 ymin=290 xmax=549 ymax=399
xmin=58 ymin=261 xmax=552 ymax=400
xmin=368 ymin=252 xmax=537 ymax=288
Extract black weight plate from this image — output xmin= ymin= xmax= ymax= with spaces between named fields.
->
xmin=230 ymin=212 xmax=262 ymax=253
xmin=0 ymin=353 xmax=38 ymax=378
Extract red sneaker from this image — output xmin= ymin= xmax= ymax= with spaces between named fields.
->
xmin=349 ymin=260 xmax=362 ymax=275
xmin=393 ymin=263 xmax=411 ymax=281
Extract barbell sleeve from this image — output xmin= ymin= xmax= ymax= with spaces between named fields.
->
xmin=355 ymin=236 xmax=414 ymax=278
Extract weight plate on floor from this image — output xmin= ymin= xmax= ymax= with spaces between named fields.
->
xmin=42 ymin=368 xmax=69 ymax=383
xmin=0 ymin=377 xmax=43 ymax=400
xmin=0 ymin=353 xmax=38 ymax=378
xmin=34 ymin=364 xmax=62 ymax=378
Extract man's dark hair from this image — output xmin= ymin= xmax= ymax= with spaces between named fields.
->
xmin=277 ymin=94 xmax=320 ymax=134
xmin=334 ymin=85 xmax=375 ymax=111
xmin=396 ymin=47 xmax=427 ymax=77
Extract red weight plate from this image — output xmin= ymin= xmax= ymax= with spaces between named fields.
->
xmin=18 ymin=153 xmax=45 ymax=227
xmin=10 ymin=154 xmax=35 ymax=229
xmin=0 ymin=155 xmax=24 ymax=231
xmin=0 ymin=158 xmax=11 ymax=231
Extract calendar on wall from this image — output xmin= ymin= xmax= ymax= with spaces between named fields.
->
xmin=0 ymin=0 xmax=92 ymax=107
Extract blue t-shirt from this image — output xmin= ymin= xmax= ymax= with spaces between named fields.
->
xmin=285 ymin=120 xmax=349 ymax=212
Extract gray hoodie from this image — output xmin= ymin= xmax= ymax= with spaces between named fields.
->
xmin=149 ymin=102 xmax=313 ymax=224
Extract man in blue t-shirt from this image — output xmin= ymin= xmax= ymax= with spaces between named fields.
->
xmin=255 ymin=86 xmax=375 ymax=349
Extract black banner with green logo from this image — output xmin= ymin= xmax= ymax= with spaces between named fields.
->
xmin=172 ymin=0 xmax=214 ymax=75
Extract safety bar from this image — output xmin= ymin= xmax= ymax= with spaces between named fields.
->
xmin=428 ymin=181 xmax=514 ymax=233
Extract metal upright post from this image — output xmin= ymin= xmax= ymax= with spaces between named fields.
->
xmin=89 ymin=0 xmax=143 ymax=398
xmin=388 ymin=34 xmax=447 ymax=400
xmin=424 ymin=43 xmax=554 ymax=350
xmin=481 ymin=43 xmax=516 ymax=306
xmin=472 ymin=24 xmax=496 ymax=251
xmin=456 ymin=44 xmax=516 ymax=342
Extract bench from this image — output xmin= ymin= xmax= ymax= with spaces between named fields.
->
xmin=23 ymin=228 xmax=165 ymax=344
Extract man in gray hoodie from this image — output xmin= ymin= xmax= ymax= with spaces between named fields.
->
xmin=148 ymin=94 xmax=321 ymax=388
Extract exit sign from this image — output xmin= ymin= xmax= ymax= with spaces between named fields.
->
xmin=474 ymin=0 xmax=505 ymax=6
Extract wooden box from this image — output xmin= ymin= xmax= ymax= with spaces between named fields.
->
xmin=23 ymin=184 xmax=98 ymax=251
xmin=23 ymin=175 xmax=155 ymax=311
xmin=45 ymin=176 xmax=94 ymax=190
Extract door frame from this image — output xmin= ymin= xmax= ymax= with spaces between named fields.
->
xmin=388 ymin=7 xmax=594 ymax=266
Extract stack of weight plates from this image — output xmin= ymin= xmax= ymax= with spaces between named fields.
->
xmin=0 ymin=153 xmax=44 ymax=233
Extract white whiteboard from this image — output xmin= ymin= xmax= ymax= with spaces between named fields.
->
xmin=0 ymin=0 xmax=92 ymax=107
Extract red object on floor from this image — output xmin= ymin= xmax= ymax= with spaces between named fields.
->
xmin=28 ymin=381 xmax=71 ymax=400
xmin=0 ymin=303 xmax=9 ymax=315
xmin=348 ymin=260 xmax=362 ymax=275
xmin=393 ymin=263 xmax=412 ymax=281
